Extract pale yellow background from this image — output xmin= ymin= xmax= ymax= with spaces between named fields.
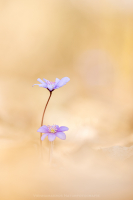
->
xmin=0 ymin=0 xmax=133 ymax=199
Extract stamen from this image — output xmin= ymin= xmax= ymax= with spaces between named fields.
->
xmin=48 ymin=125 xmax=57 ymax=133
xmin=46 ymin=81 xmax=55 ymax=89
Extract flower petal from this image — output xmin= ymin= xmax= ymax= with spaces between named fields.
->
xmin=54 ymin=78 xmax=60 ymax=86
xmin=33 ymin=77 xmax=47 ymax=88
xmin=58 ymin=126 xmax=69 ymax=132
xmin=48 ymin=133 xmax=56 ymax=141
xmin=43 ymin=78 xmax=48 ymax=82
xmin=55 ymin=125 xmax=59 ymax=131
xmin=41 ymin=84 xmax=47 ymax=88
xmin=33 ymin=84 xmax=47 ymax=88
xmin=32 ymin=84 xmax=43 ymax=87
xmin=54 ymin=77 xmax=70 ymax=89
xmin=41 ymin=133 xmax=48 ymax=141
xmin=37 ymin=78 xmax=45 ymax=84
xmin=37 ymin=125 xmax=49 ymax=133
xmin=55 ymin=132 xmax=66 ymax=140
xmin=37 ymin=79 xmax=47 ymax=88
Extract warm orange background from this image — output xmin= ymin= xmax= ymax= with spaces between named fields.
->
xmin=0 ymin=0 xmax=133 ymax=199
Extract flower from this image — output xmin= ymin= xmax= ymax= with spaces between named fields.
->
xmin=33 ymin=77 xmax=70 ymax=91
xmin=37 ymin=125 xmax=69 ymax=141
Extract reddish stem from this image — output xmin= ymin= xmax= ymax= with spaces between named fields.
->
xmin=40 ymin=91 xmax=52 ymax=146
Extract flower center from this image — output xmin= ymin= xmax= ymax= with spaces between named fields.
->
xmin=51 ymin=129 xmax=55 ymax=133
xmin=48 ymin=125 xmax=57 ymax=133
xmin=46 ymin=81 xmax=55 ymax=89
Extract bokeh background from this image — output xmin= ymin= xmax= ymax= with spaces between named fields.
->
xmin=0 ymin=0 xmax=133 ymax=199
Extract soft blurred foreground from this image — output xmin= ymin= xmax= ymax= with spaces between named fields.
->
xmin=0 ymin=0 xmax=133 ymax=199
xmin=0 ymin=139 xmax=133 ymax=200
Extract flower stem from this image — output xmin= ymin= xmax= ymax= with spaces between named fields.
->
xmin=40 ymin=91 xmax=52 ymax=146
xmin=49 ymin=141 xmax=54 ymax=164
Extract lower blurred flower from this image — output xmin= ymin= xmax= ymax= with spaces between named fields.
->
xmin=37 ymin=125 xmax=69 ymax=141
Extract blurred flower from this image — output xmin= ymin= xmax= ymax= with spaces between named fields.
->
xmin=33 ymin=77 xmax=70 ymax=91
xmin=37 ymin=125 xmax=69 ymax=141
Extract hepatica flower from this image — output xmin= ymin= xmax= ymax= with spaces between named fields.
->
xmin=33 ymin=77 xmax=70 ymax=91
xmin=33 ymin=76 xmax=70 ymax=163
xmin=37 ymin=125 xmax=69 ymax=142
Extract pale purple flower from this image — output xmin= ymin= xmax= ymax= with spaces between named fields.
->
xmin=33 ymin=77 xmax=70 ymax=91
xmin=37 ymin=125 xmax=69 ymax=141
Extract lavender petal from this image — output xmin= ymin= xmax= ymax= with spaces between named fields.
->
xmin=55 ymin=132 xmax=66 ymax=140
xmin=37 ymin=78 xmax=45 ymax=84
xmin=37 ymin=125 xmax=49 ymax=133
xmin=48 ymin=133 xmax=56 ymax=141
xmin=41 ymin=133 xmax=48 ymax=141
xmin=58 ymin=126 xmax=69 ymax=131
xmin=54 ymin=77 xmax=70 ymax=89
